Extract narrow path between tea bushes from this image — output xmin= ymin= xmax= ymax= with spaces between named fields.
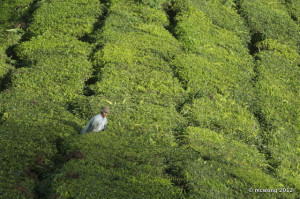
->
xmin=162 ymin=3 xmax=192 ymax=196
xmin=0 ymin=69 xmax=13 ymax=92
xmin=234 ymin=0 xmax=281 ymax=176
xmin=81 ymin=8 xmax=109 ymax=97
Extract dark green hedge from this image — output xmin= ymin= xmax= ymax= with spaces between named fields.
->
xmin=254 ymin=39 xmax=300 ymax=190
xmin=185 ymin=127 xmax=298 ymax=199
xmin=0 ymin=0 xmax=33 ymax=83
xmin=189 ymin=0 xmax=251 ymax=45
xmin=283 ymin=0 xmax=300 ymax=23
xmin=14 ymin=33 xmax=93 ymax=103
xmin=50 ymin=133 xmax=182 ymax=198
xmin=237 ymin=0 xmax=299 ymax=46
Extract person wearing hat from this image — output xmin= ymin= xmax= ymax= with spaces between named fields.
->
xmin=80 ymin=107 xmax=110 ymax=134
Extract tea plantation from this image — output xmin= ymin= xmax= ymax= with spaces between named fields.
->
xmin=0 ymin=0 xmax=299 ymax=198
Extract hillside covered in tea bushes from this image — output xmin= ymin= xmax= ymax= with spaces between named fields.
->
xmin=0 ymin=0 xmax=299 ymax=198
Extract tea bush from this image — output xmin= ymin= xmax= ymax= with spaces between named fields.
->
xmin=236 ymin=0 xmax=300 ymax=191
xmin=171 ymin=53 xmax=254 ymax=105
xmin=0 ymin=0 xmax=33 ymax=82
xmin=172 ymin=1 xmax=255 ymax=103
xmin=282 ymin=0 xmax=300 ymax=23
xmin=184 ymin=127 xmax=298 ymax=199
xmin=0 ymin=0 xmax=34 ymax=28
xmin=171 ymin=0 xmax=300 ymax=195
xmin=189 ymin=0 xmax=251 ymax=45
xmin=0 ymin=90 xmax=84 ymax=198
xmin=48 ymin=1 xmax=188 ymax=197
xmin=237 ymin=0 xmax=299 ymax=46
xmin=254 ymin=40 xmax=299 ymax=129
xmin=170 ymin=0 xmax=258 ymax=145
xmin=0 ymin=47 xmax=13 ymax=82
xmin=135 ymin=0 xmax=170 ymax=9
xmin=14 ymin=33 xmax=93 ymax=103
xmin=50 ymin=133 xmax=183 ymax=198
xmin=28 ymin=0 xmax=103 ymax=37
xmin=182 ymin=94 xmax=260 ymax=145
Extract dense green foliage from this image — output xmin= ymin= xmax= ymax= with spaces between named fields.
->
xmin=50 ymin=133 xmax=182 ymax=198
xmin=49 ymin=0 xmax=187 ymax=197
xmin=237 ymin=0 xmax=299 ymax=46
xmin=283 ymin=0 xmax=300 ymax=23
xmin=28 ymin=0 xmax=103 ymax=37
xmin=186 ymin=127 xmax=282 ymax=198
xmin=1 ymin=0 xmax=299 ymax=198
xmin=0 ymin=0 xmax=33 ymax=83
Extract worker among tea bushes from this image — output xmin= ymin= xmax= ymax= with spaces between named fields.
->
xmin=80 ymin=107 xmax=109 ymax=134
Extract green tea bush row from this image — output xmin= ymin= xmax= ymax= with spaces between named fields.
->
xmin=0 ymin=3 xmax=41 ymax=197
xmin=254 ymin=39 xmax=299 ymax=129
xmin=188 ymin=0 xmax=251 ymax=45
xmin=86 ymin=0 xmax=186 ymax=136
xmin=28 ymin=0 xmax=103 ymax=38
xmin=282 ymin=0 xmax=300 ymax=23
xmin=182 ymin=94 xmax=260 ymax=145
xmin=0 ymin=94 xmax=83 ymax=198
xmin=14 ymin=33 xmax=93 ymax=102
xmin=134 ymin=0 xmax=171 ymax=9
xmin=0 ymin=0 xmax=34 ymax=28
xmin=0 ymin=38 xmax=92 ymax=197
xmin=237 ymin=0 xmax=299 ymax=46
xmin=185 ymin=127 xmax=297 ymax=199
xmin=172 ymin=0 xmax=254 ymax=93
xmin=0 ymin=31 xmax=19 ymax=81
xmin=49 ymin=133 xmax=183 ymax=198
xmin=0 ymin=39 xmax=14 ymax=82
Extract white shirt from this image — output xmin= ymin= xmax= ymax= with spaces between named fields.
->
xmin=80 ymin=114 xmax=108 ymax=134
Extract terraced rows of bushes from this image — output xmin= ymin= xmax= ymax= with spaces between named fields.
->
xmin=168 ymin=0 xmax=298 ymax=198
xmin=0 ymin=0 xmax=299 ymax=198
xmin=237 ymin=0 xmax=300 ymax=192
xmin=49 ymin=0 xmax=188 ymax=198
xmin=1 ymin=0 xmax=102 ymax=197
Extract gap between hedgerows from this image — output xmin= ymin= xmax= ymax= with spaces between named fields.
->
xmin=162 ymin=1 xmax=194 ymax=196
xmin=233 ymin=0 xmax=280 ymax=175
